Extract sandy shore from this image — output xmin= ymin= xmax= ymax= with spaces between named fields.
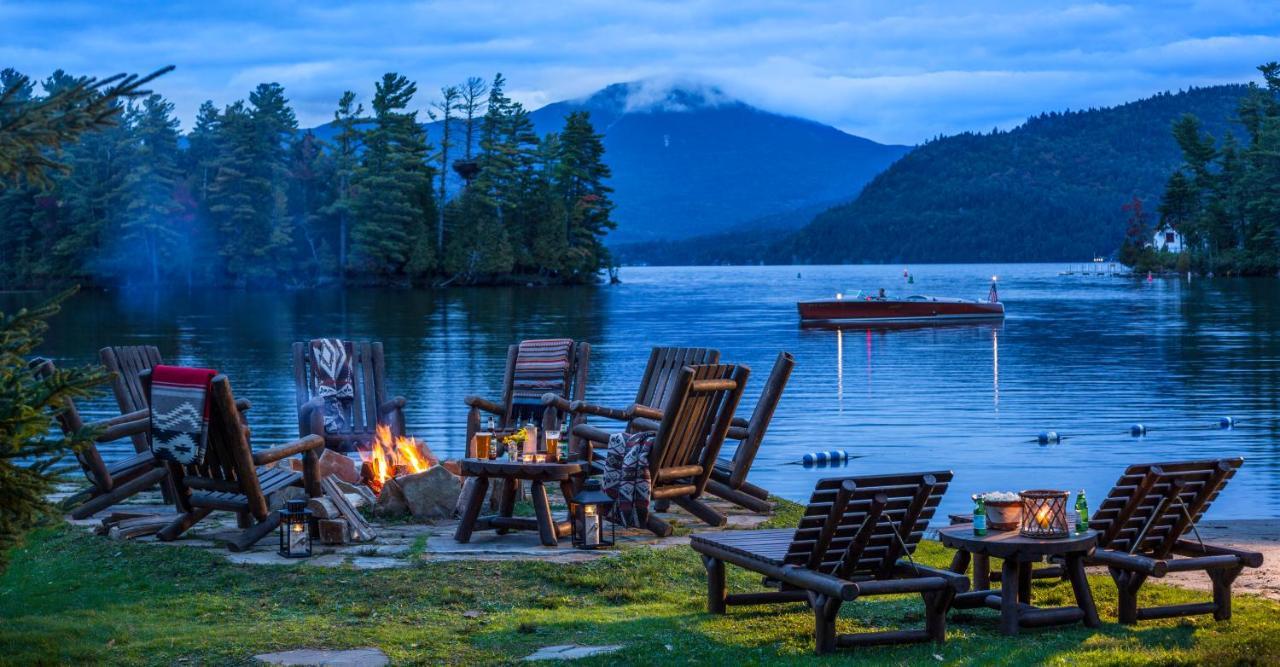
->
xmin=1157 ymin=519 xmax=1280 ymax=601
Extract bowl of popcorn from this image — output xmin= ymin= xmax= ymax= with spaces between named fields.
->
xmin=979 ymin=491 xmax=1022 ymax=530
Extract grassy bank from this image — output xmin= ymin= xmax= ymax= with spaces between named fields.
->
xmin=1 ymin=504 xmax=1278 ymax=665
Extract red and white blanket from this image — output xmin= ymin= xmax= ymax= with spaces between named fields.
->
xmin=149 ymin=365 xmax=217 ymax=465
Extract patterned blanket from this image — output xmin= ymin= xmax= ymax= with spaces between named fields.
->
xmin=511 ymin=338 xmax=573 ymax=419
xmin=602 ymin=430 xmax=655 ymax=528
xmin=310 ymin=338 xmax=354 ymax=432
xmin=149 ymin=365 xmax=217 ymax=465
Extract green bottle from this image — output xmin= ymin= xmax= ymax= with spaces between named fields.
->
xmin=1075 ymin=490 xmax=1089 ymax=533
xmin=973 ymin=496 xmax=987 ymax=536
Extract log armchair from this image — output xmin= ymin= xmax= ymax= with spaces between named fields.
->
xmin=573 ymin=363 xmax=748 ymax=536
xmin=141 ymin=370 xmax=325 ymax=551
xmin=294 ymin=340 xmax=405 ymax=453
xmin=99 ymin=345 xmax=164 ymax=453
xmin=30 ymin=359 xmax=168 ymax=520
xmin=465 ymin=339 xmax=591 ymax=447
xmin=707 ymin=351 xmax=794 ymax=511
xmin=690 ymin=471 xmax=965 ymax=654
xmin=1087 ymin=457 xmax=1262 ymax=623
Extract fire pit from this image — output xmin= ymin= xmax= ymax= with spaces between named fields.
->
xmin=359 ymin=425 xmax=437 ymax=495
xmin=356 ymin=425 xmax=461 ymax=522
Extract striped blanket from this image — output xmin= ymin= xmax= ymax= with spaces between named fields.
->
xmin=510 ymin=338 xmax=574 ymax=418
xmin=602 ymin=430 xmax=655 ymax=528
xmin=310 ymin=338 xmax=354 ymax=432
xmin=149 ymin=365 xmax=217 ymax=465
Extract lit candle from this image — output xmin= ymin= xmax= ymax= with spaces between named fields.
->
xmin=1035 ymin=506 xmax=1051 ymax=528
xmin=583 ymin=504 xmax=600 ymax=546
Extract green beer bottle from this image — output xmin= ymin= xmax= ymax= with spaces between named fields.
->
xmin=973 ymin=496 xmax=987 ymax=536
xmin=1075 ymin=490 xmax=1089 ymax=532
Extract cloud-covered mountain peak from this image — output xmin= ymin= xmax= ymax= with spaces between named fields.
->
xmin=582 ymin=78 xmax=741 ymax=115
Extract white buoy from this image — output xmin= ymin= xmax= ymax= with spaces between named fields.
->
xmin=1037 ymin=431 xmax=1061 ymax=444
xmin=1219 ymin=417 xmax=1235 ymax=429
xmin=801 ymin=450 xmax=849 ymax=467
xmin=1130 ymin=424 xmax=1146 ymax=437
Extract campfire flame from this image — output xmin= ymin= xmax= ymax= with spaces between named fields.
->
xmin=360 ymin=425 xmax=432 ymax=495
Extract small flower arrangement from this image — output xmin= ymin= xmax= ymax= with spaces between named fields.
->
xmin=501 ymin=428 xmax=527 ymax=446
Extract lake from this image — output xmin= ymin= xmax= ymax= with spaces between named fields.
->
xmin=10 ymin=264 xmax=1280 ymax=522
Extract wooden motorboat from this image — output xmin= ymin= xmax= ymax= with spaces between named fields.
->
xmin=798 ymin=280 xmax=1004 ymax=324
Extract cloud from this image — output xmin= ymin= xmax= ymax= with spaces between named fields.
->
xmin=2 ymin=1 xmax=1276 ymax=144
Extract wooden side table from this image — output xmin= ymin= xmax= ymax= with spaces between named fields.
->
xmin=939 ymin=525 xmax=1100 ymax=635
xmin=454 ymin=459 xmax=585 ymax=547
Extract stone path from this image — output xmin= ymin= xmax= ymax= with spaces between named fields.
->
xmin=59 ymin=483 xmax=772 ymax=568
xmin=254 ymin=648 xmax=389 ymax=666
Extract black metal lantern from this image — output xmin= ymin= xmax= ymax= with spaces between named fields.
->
xmin=1019 ymin=489 xmax=1070 ymax=539
xmin=279 ymin=498 xmax=313 ymax=558
xmin=571 ymin=479 xmax=615 ymax=550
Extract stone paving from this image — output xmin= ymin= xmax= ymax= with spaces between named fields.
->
xmin=57 ymin=482 xmax=773 ymax=568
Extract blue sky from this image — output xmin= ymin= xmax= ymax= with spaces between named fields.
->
xmin=4 ymin=1 xmax=1278 ymax=144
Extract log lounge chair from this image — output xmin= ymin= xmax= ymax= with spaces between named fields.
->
xmin=690 ymin=471 xmax=966 ymax=654
xmin=30 ymin=359 xmax=168 ymax=520
xmin=706 ymin=351 xmax=794 ymax=511
xmin=573 ymin=363 xmax=748 ymax=536
xmin=141 ymin=369 xmax=326 ymax=551
xmin=294 ymin=340 xmax=406 ymax=453
xmin=465 ymin=339 xmax=591 ymax=447
xmin=1087 ymin=457 xmax=1262 ymax=623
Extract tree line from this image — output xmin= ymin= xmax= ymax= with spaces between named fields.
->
xmin=1125 ymin=62 xmax=1280 ymax=275
xmin=0 ymin=70 xmax=615 ymax=288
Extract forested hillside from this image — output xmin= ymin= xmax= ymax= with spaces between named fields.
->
xmin=778 ymin=85 xmax=1251 ymax=264
xmin=0 ymin=71 xmax=614 ymax=288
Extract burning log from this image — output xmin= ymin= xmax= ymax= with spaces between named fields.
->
xmin=358 ymin=425 xmax=438 ymax=496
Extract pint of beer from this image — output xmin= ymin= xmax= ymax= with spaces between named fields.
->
xmin=472 ymin=431 xmax=492 ymax=459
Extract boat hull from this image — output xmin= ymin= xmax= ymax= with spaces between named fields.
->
xmin=797 ymin=299 xmax=1004 ymax=323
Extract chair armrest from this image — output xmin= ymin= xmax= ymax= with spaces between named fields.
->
xmin=630 ymin=417 xmax=661 ymax=432
xmin=631 ymin=404 xmax=663 ymax=421
xmin=253 ymin=435 xmax=325 ymax=465
xmin=567 ymin=400 xmax=634 ymax=422
xmin=464 ymin=395 xmax=505 ymax=415
xmin=379 ymin=396 xmax=407 ymax=416
xmin=572 ymin=423 xmax=613 ymax=446
xmin=894 ymin=562 xmax=971 ymax=592
xmin=540 ymin=393 xmax=573 ymax=413
xmin=235 ymin=398 xmax=251 ymax=413
xmin=94 ymin=416 xmax=151 ymax=442
xmin=726 ymin=425 xmax=749 ymax=441
xmin=730 ymin=416 xmax=749 ymax=428
xmin=1091 ymin=548 xmax=1168 ymax=576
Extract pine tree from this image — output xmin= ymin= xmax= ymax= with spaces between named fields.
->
xmin=288 ymin=130 xmax=335 ymax=280
xmin=554 ymin=111 xmax=616 ymax=278
xmin=320 ymin=91 xmax=363 ymax=275
xmin=351 ymin=73 xmax=436 ymax=280
xmin=432 ymin=85 xmax=461 ymax=255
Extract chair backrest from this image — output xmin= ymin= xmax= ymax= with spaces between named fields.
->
xmin=143 ymin=370 xmax=269 ymax=519
xmin=635 ymin=347 xmax=721 ymax=412
xmin=650 ymin=363 xmax=748 ymax=496
xmin=725 ymin=351 xmax=794 ymax=487
xmin=1091 ymin=458 xmax=1242 ymax=558
xmin=498 ymin=339 xmax=590 ymax=426
xmin=293 ymin=340 xmax=390 ymax=437
xmin=785 ymin=471 xmax=952 ymax=580
xmin=29 ymin=358 xmax=112 ymax=490
xmin=100 ymin=345 xmax=163 ymax=452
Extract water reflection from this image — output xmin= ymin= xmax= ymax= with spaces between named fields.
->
xmin=8 ymin=264 xmax=1280 ymax=521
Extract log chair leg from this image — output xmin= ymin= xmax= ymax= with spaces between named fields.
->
xmin=1111 ymin=568 xmax=1144 ymax=625
xmin=1018 ymin=560 xmax=1033 ymax=605
xmin=705 ymin=479 xmax=772 ymax=513
xmin=301 ymin=448 xmax=322 ymax=497
xmin=229 ymin=511 xmax=281 ymax=552
xmin=949 ymin=549 xmax=971 ymax=577
xmin=974 ymin=553 xmax=991 ymax=590
xmin=495 ymin=478 xmax=518 ymax=534
xmin=1209 ymin=566 xmax=1243 ymax=621
xmin=653 ymin=499 xmax=671 ymax=512
xmin=672 ymin=496 xmax=728 ymax=527
xmin=924 ymin=587 xmax=953 ymax=643
xmin=530 ymin=481 xmax=557 ymax=546
xmin=68 ymin=468 xmax=168 ymax=520
xmin=454 ymin=476 xmax=489 ymax=543
xmin=1000 ymin=557 xmax=1021 ymax=635
xmin=157 ymin=507 xmax=213 ymax=542
xmin=1066 ymin=552 xmax=1101 ymax=628
xmin=645 ymin=512 xmax=674 ymax=537
xmin=807 ymin=591 xmax=842 ymax=655
xmin=703 ymin=555 xmax=727 ymax=614
xmin=236 ymin=511 xmax=252 ymax=529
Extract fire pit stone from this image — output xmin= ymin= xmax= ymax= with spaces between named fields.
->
xmin=396 ymin=466 xmax=462 ymax=521
xmin=374 ymin=478 xmax=410 ymax=516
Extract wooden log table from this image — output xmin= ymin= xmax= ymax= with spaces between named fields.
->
xmin=938 ymin=525 xmax=1100 ymax=635
xmin=454 ymin=458 xmax=585 ymax=547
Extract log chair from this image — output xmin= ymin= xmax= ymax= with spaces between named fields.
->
xmin=141 ymin=369 xmax=325 ymax=552
xmin=1087 ymin=458 xmax=1262 ymax=623
xmin=573 ymin=363 xmax=748 ymax=536
xmin=690 ymin=471 xmax=966 ymax=655
xmin=707 ymin=351 xmax=794 ymax=511
xmin=293 ymin=340 xmax=406 ymax=453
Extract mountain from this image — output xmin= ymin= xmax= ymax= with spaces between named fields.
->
xmin=777 ymin=85 xmax=1252 ymax=264
xmin=313 ymin=81 xmax=910 ymax=245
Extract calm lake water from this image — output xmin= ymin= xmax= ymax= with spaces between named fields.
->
xmin=11 ymin=264 xmax=1280 ymax=521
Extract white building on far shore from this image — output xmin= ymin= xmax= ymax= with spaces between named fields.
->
xmin=1151 ymin=225 xmax=1184 ymax=253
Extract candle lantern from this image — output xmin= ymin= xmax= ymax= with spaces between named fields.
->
xmin=1019 ymin=489 xmax=1069 ymax=539
xmin=278 ymin=498 xmax=313 ymax=558
xmin=571 ymin=479 xmax=615 ymax=550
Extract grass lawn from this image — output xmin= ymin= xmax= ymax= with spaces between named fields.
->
xmin=1 ymin=501 xmax=1277 ymax=666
